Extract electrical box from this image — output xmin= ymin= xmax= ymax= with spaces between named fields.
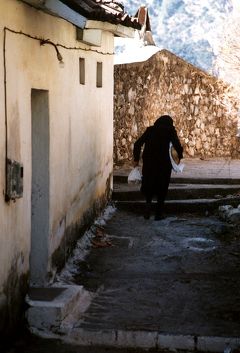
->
xmin=6 ymin=158 xmax=23 ymax=201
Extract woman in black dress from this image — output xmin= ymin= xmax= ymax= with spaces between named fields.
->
xmin=133 ymin=115 xmax=183 ymax=220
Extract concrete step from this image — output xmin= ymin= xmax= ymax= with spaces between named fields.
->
xmin=26 ymin=285 xmax=93 ymax=334
xmin=113 ymin=183 xmax=240 ymax=201
xmin=113 ymin=174 xmax=240 ymax=185
xmin=114 ymin=197 xmax=240 ymax=214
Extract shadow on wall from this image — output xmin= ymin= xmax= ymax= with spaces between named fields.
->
xmin=0 ymin=256 xmax=29 ymax=339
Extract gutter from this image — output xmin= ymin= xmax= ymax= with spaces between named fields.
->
xmin=21 ymin=0 xmax=87 ymax=28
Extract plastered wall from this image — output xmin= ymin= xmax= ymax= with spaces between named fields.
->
xmin=0 ymin=0 xmax=114 ymax=332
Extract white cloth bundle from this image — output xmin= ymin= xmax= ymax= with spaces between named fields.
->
xmin=169 ymin=142 xmax=185 ymax=173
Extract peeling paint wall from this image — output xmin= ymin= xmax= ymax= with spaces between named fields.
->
xmin=114 ymin=50 xmax=240 ymax=166
xmin=0 ymin=0 xmax=113 ymax=334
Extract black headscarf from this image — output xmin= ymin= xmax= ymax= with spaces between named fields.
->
xmin=154 ymin=115 xmax=173 ymax=128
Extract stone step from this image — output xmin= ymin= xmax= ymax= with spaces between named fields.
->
xmin=113 ymin=174 xmax=240 ymax=185
xmin=26 ymin=285 xmax=93 ymax=334
xmin=114 ymin=197 xmax=240 ymax=214
xmin=113 ymin=183 xmax=240 ymax=201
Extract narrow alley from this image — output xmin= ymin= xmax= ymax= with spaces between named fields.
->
xmin=1 ymin=1 xmax=240 ymax=353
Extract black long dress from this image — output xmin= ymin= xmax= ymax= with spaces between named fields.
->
xmin=133 ymin=115 xmax=183 ymax=216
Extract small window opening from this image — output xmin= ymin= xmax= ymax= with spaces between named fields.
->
xmin=79 ymin=58 xmax=85 ymax=85
xmin=96 ymin=62 xmax=102 ymax=88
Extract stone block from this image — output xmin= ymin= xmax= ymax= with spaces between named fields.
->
xmin=197 ymin=336 xmax=240 ymax=352
xmin=228 ymin=209 xmax=240 ymax=224
xmin=26 ymin=285 xmax=92 ymax=332
xmin=218 ymin=205 xmax=233 ymax=220
xmin=157 ymin=334 xmax=195 ymax=350
xmin=68 ymin=328 xmax=116 ymax=346
xmin=116 ymin=330 xmax=157 ymax=348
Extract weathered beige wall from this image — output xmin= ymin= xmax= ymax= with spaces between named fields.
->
xmin=114 ymin=49 xmax=240 ymax=166
xmin=0 ymin=0 xmax=114 ymax=332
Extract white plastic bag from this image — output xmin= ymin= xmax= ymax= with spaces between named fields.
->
xmin=128 ymin=167 xmax=142 ymax=184
xmin=169 ymin=142 xmax=185 ymax=173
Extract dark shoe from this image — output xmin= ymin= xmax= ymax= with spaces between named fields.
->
xmin=144 ymin=212 xmax=150 ymax=220
xmin=154 ymin=214 xmax=165 ymax=221
xmin=143 ymin=203 xmax=151 ymax=219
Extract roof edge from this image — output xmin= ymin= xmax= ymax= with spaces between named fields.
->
xmin=21 ymin=0 xmax=87 ymax=28
xmin=86 ymin=20 xmax=136 ymax=38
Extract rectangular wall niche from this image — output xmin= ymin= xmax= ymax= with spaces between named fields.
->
xmin=96 ymin=61 xmax=103 ymax=88
xmin=79 ymin=57 xmax=85 ymax=85
xmin=31 ymin=89 xmax=50 ymax=286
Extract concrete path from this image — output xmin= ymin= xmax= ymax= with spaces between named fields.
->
xmin=173 ymin=158 xmax=240 ymax=180
xmin=58 ymin=159 xmax=240 ymax=350
xmin=56 ymin=210 xmax=240 ymax=351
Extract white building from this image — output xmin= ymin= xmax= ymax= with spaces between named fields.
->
xmin=0 ymin=0 xmax=139 ymax=335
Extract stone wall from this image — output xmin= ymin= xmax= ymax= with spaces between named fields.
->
xmin=114 ymin=49 xmax=240 ymax=166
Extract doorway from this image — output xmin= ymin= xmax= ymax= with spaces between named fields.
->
xmin=30 ymin=89 xmax=50 ymax=286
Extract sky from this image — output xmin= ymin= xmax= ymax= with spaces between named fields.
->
xmin=115 ymin=0 xmax=240 ymax=75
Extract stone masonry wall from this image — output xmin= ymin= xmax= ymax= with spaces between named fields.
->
xmin=114 ymin=49 xmax=240 ymax=166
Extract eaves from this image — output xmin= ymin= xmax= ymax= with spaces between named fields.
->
xmin=20 ymin=0 xmax=135 ymax=38
xmin=85 ymin=20 xmax=135 ymax=38
xmin=21 ymin=0 xmax=136 ymax=38
xmin=21 ymin=0 xmax=87 ymax=28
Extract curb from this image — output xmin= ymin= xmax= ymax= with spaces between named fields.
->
xmin=114 ymin=197 xmax=240 ymax=214
xmin=70 ymin=329 xmax=240 ymax=352
xmin=31 ymin=326 xmax=240 ymax=352
xmin=113 ymin=185 xmax=240 ymax=202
